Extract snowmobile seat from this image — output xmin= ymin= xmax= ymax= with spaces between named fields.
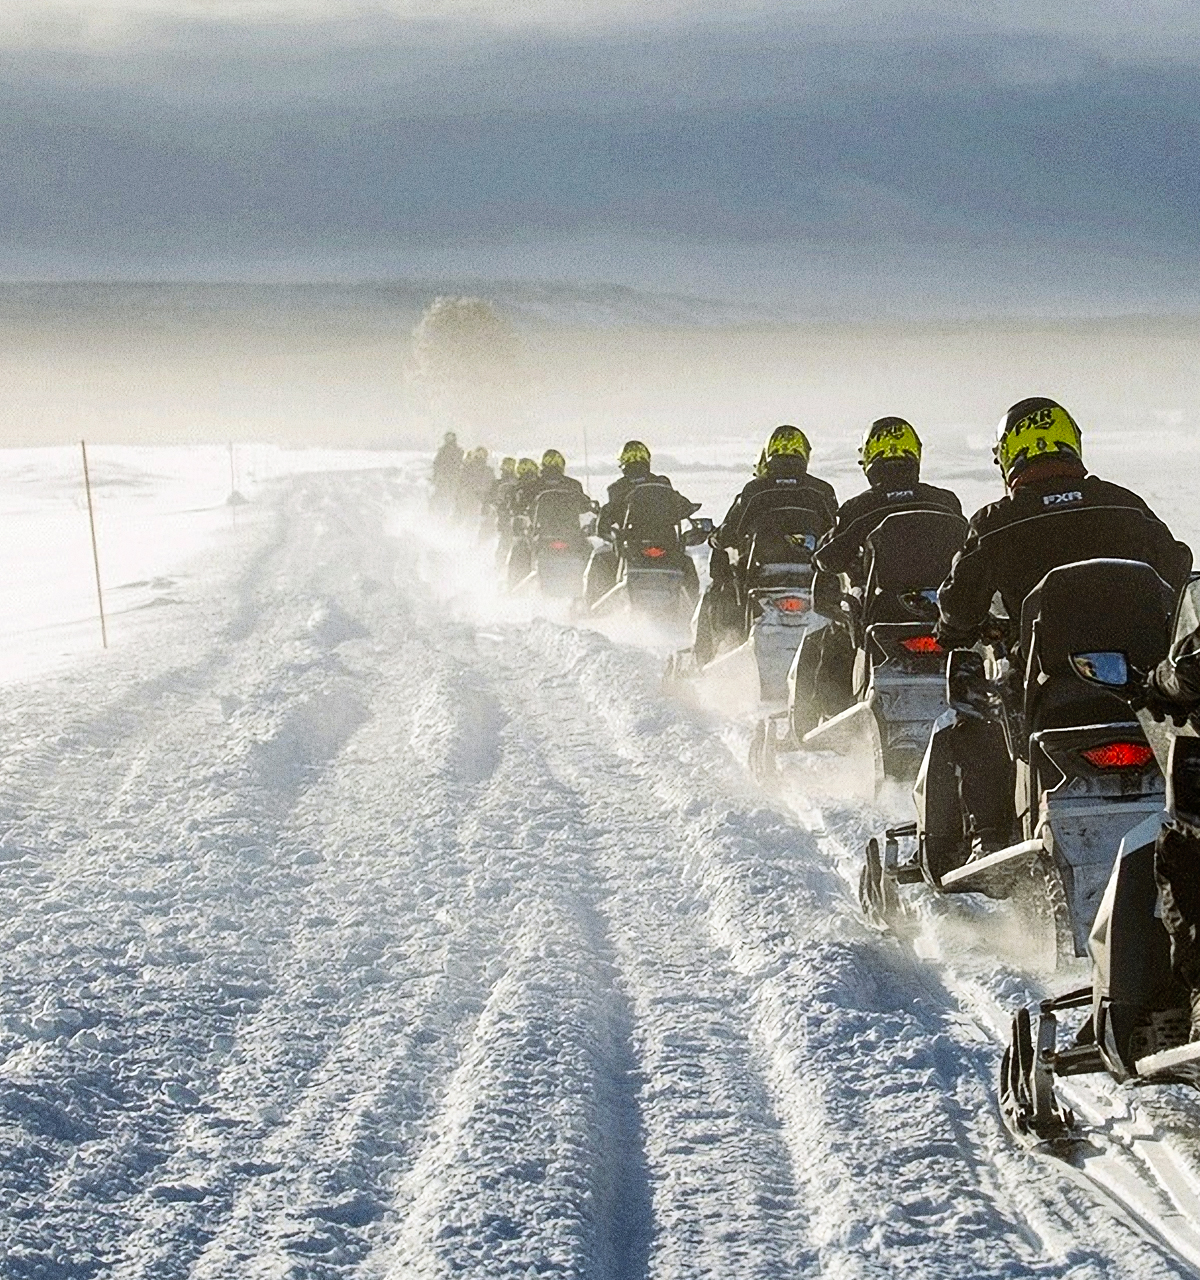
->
xmin=861 ymin=510 xmax=968 ymax=628
xmin=1021 ymin=558 xmax=1174 ymax=734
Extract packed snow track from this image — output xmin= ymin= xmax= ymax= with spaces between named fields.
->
xmin=1 ymin=464 xmax=1198 ymax=1279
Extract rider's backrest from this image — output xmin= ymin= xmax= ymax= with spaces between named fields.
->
xmin=619 ymin=482 xmax=682 ymax=544
xmin=861 ymin=510 xmax=969 ymax=626
xmin=744 ymin=505 xmax=828 ymax=587
xmin=736 ymin=487 xmax=832 ymax=550
xmin=1021 ymin=557 xmax=1174 ymax=732
xmin=532 ymin=487 xmax=584 ymax=539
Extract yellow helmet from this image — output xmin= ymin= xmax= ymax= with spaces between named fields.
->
xmin=541 ymin=449 xmax=566 ymax=474
xmin=516 ymin=457 xmax=538 ymax=478
xmin=500 ymin=456 xmax=516 ymax=478
xmin=469 ymin=446 xmax=488 ymax=463
xmin=859 ymin=417 xmax=921 ymax=471
xmin=618 ymin=440 xmax=651 ymax=471
xmin=764 ymin=424 xmax=811 ymax=463
xmin=994 ymin=397 xmax=1082 ymax=483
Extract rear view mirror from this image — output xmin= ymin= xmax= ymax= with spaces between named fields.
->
xmin=1071 ymin=651 xmax=1130 ymax=687
xmin=684 ymin=517 xmax=714 ymax=547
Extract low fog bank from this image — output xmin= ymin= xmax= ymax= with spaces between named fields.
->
xmin=3 ymin=284 xmax=1198 ymax=485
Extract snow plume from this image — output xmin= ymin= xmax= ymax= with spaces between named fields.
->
xmin=406 ymin=296 xmax=532 ymax=446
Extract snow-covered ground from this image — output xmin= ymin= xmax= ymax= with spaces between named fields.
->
xmin=3 ymin=444 xmax=1200 ymax=1278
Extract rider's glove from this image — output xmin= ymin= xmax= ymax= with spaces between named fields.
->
xmin=1134 ymin=660 xmax=1200 ymax=727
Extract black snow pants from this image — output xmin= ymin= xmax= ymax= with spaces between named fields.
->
xmin=914 ymin=710 xmax=1017 ymax=882
xmin=692 ymin=550 xmax=741 ymax=666
xmin=789 ymin=623 xmax=856 ymax=739
xmin=1156 ymin=823 xmax=1200 ymax=990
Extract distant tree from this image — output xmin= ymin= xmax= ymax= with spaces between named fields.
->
xmin=407 ymin=296 xmax=529 ymax=440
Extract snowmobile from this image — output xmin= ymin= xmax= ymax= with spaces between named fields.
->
xmin=667 ymin=499 xmax=834 ymax=701
xmin=751 ymin=508 xmax=968 ymax=783
xmin=506 ymin=489 xmax=592 ymax=600
xmin=1000 ymin=574 xmax=1200 ymax=1143
xmin=585 ymin=482 xmax=711 ymax=621
xmin=861 ymin=556 xmax=1175 ymax=968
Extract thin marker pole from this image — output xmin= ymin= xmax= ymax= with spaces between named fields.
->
xmin=81 ymin=439 xmax=108 ymax=649
xmin=228 ymin=441 xmax=238 ymax=527
xmin=581 ymin=422 xmax=591 ymax=492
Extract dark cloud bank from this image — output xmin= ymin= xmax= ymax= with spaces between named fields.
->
xmin=2 ymin=12 xmax=1199 ymax=314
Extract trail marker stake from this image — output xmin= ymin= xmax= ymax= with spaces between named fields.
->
xmin=81 ymin=439 xmax=108 ymax=649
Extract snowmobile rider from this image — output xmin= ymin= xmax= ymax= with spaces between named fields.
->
xmin=799 ymin=417 xmax=963 ymax=721
xmin=490 ymin=455 xmax=518 ymax=514
xmin=586 ymin=440 xmax=702 ymax=605
xmin=506 ymin=457 xmax=542 ymax=518
xmin=454 ymin=446 xmax=495 ymax=522
xmin=918 ymin=396 xmax=1192 ymax=873
xmin=692 ymin=424 xmax=838 ymax=667
xmin=528 ymin=449 xmax=596 ymax=522
xmin=431 ymin=430 xmax=464 ymax=510
xmin=1138 ymin=627 xmax=1200 ymax=1036
xmin=490 ymin=456 xmax=520 ymax=565
xmin=597 ymin=440 xmax=700 ymax=540
xmin=815 ymin=418 xmax=962 ymax=583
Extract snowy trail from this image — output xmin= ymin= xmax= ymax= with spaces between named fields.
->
xmin=0 ymin=466 xmax=1197 ymax=1278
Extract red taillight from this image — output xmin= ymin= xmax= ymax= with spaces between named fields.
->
xmin=900 ymin=635 xmax=943 ymax=654
xmin=774 ymin=596 xmax=809 ymax=613
xmin=1080 ymin=741 xmax=1155 ymax=770
xmin=642 ymin=546 xmax=667 ymax=558
xmin=548 ymin=539 xmax=569 ymax=551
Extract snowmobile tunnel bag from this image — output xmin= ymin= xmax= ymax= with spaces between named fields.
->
xmin=1021 ymin=557 xmax=1174 ymax=734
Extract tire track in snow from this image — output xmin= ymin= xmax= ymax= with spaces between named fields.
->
xmin=2 ymin=468 xmax=1192 ymax=1280
xmin=491 ymin=618 xmax=1193 ymax=1278
xmin=0 ymin=475 xmax=413 ymax=1277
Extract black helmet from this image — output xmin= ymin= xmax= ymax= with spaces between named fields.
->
xmin=619 ymin=440 xmax=651 ymax=474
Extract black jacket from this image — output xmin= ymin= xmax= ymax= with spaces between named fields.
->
xmin=815 ymin=470 xmax=962 ymax=582
xmin=598 ymin=470 xmax=698 ymax=539
xmin=937 ymin=466 xmax=1192 ymax=648
xmin=432 ymin=441 xmax=463 ymax=485
xmin=713 ymin=458 xmax=838 ymax=550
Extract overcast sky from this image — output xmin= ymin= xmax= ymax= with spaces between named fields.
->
xmin=3 ymin=1 xmax=1199 ymax=311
